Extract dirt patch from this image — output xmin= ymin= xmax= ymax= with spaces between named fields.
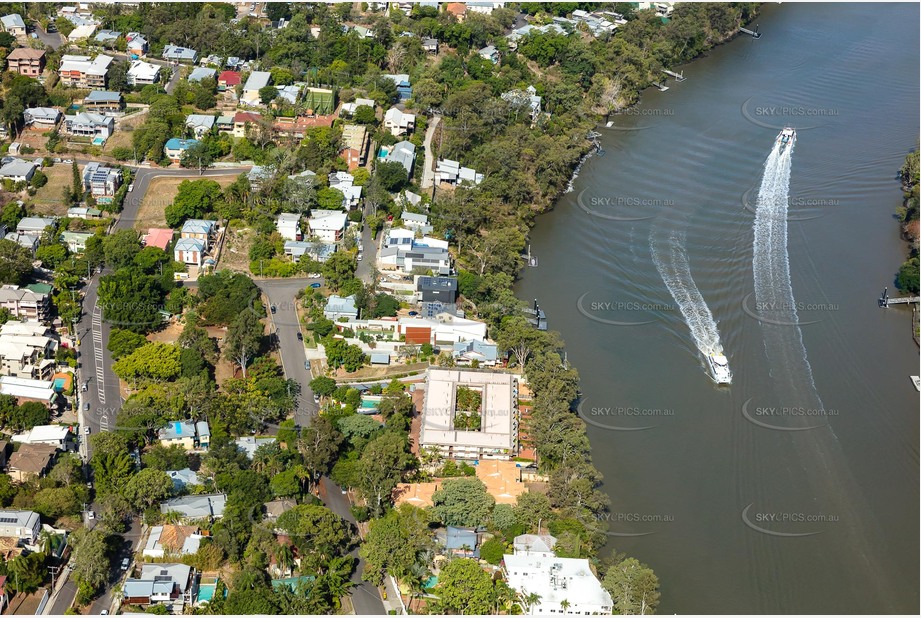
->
xmin=217 ymin=225 xmax=255 ymax=273
xmin=135 ymin=175 xmax=237 ymax=231
xmin=31 ymin=162 xmax=76 ymax=215
xmin=146 ymin=320 xmax=183 ymax=344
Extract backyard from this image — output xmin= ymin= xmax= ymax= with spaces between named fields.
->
xmin=31 ymin=162 xmax=75 ymax=215
xmin=135 ymin=174 xmax=238 ymax=230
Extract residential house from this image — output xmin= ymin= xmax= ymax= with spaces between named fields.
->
xmin=215 ymin=114 xmax=234 ymax=133
xmin=6 ymin=49 xmax=45 ymax=77
xmin=0 ymin=442 xmax=8 ymax=469
xmin=416 ymin=276 xmax=458 ymax=304
xmin=60 ymin=231 xmax=94 ymax=253
xmin=445 ymin=3 xmax=467 ymax=20
xmin=384 ymin=227 xmax=415 ymax=249
xmin=0 ymin=14 xmax=25 ymax=37
xmin=82 ymin=162 xmax=122 ymax=202
xmin=196 ymin=421 xmax=210 ymax=450
xmin=503 ymin=553 xmax=613 ymax=615
xmin=165 ymin=469 xmax=200 ymax=492
xmin=173 ymin=238 xmax=205 ymax=265
xmin=185 ymin=114 xmax=215 ymax=139
xmin=339 ymin=124 xmax=369 ymax=170
xmin=64 ymin=113 xmax=114 ymax=140
xmin=276 ymin=213 xmax=302 ymax=242
xmin=439 ymin=526 xmax=480 ymax=557
xmin=225 ymin=56 xmax=244 ymax=70
xmin=217 ymin=70 xmax=241 ymax=91
xmin=401 ymin=211 xmax=432 ymax=233
xmin=68 ymin=23 xmax=97 ymax=41
xmin=7 ymin=444 xmax=57 ymax=483
xmin=241 ymin=71 xmax=271 ymax=105
xmin=179 ymin=219 xmax=216 ymax=249
xmin=10 ymin=425 xmax=71 ymax=449
xmin=379 ymin=243 xmax=451 ymax=275
xmin=435 ymin=158 xmax=483 ymax=186
xmin=23 ymin=107 xmax=60 ymax=128
xmin=247 ymin=165 xmax=273 ymax=190
xmin=383 ymin=107 xmax=415 ymax=136
xmin=501 ymin=85 xmax=542 ymax=122
xmin=284 ymin=240 xmax=336 ymax=263
xmin=339 ymin=97 xmax=376 ymax=117
xmin=0 ymin=158 xmax=36 ymax=183
xmin=143 ymin=228 xmax=174 ymax=251
xmin=324 ymin=295 xmax=359 ymax=320
xmin=0 ymin=510 xmax=40 ymax=545
xmin=422 ymin=37 xmax=439 ymax=53
xmin=163 ymin=138 xmax=199 ymax=164
xmin=187 ymin=66 xmax=216 ymax=83
xmin=162 ymin=44 xmax=198 ymax=63
xmin=81 ymin=90 xmax=124 ymax=114
xmin=93 ymin=29 xmax=120 ymax=46
xmin=307 ymin=210 xmax=348 ymax=243
xmin=157 ymin=420 xmax=209 ymax=450
xmin=126 ymin=32 xmax=148 ymax=56
xmin=234 ymin=436 xmax=276 ymax=459
xmin=276 ymin=84 xmax=301 ymax=105
xmin=0 ymin=285 xmax=51 ymax=321
xmin=123 ymin=563 xmax=193 ymax=607
xmin=232 ymin=111 xmax=262 ymax=138
xmin=419 ymin=368 xmax=517 ymax=460
xmin=264 ymin=498 xmax=296 ymax=522
xmin=3 ymin=233 xmax=39 ymax=255
xmin=126 ymin=60 xmax=160 ymax=86
xmin=58 ymin=54 xmax=113 ymax=88
xmin=15 ymin=217 xmax=53 ymax=236
xmin=160 ymin=493 xmax=227 ymax=520
xmin=143 ymin=525 xmax=202 ymax=558
xmin=452 ymin=339 xmax=498 ymax=366
xmin=467 ymin=1 xmax=504 ymax=15
xmin=478 ymin=45 xmax=500 ymax=63
xmin=0 ymin=328 xmax=56 ymax=379
xmin=328 ymin=171 xmax=362 ymax=210
xmin=383 ymin=140 xmax=415 ymax=176
xmin=382 ymin=73 xmax=412 ymax=101
xmin=66 ymin=206 xmax=102 ymax=219
xmin=512 ymin=533 xmax=557 ymax=557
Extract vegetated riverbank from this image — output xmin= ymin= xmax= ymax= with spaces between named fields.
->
xmin=438 ymin=4 xmax=765 ymax=610
xmin=895 ymin=149 xmax=919 ymax=342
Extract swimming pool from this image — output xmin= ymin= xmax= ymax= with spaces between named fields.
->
xmin=92 ymin=137 xmax=106 ymax=146
xmin=53 ymin=378 xmax=66 ymax=391
xmin=424 ymin=576 xmax=438 ymax=589
xmin=197 ymin=583 xmax=216 ymax=603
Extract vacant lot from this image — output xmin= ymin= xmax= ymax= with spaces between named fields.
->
xmin=31 ymin=163 xmax=76 ymax=215
xmin=135 ymin=174 xmax=237 ymax=230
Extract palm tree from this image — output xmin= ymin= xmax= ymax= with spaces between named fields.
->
xmin=560 ymin=598 xmax=571 ymax=616
xmin=37 ymin=529 xmax=55 ymax=556
xmin=320 ymin=555 xmax=355 ymax=609
xmin=275 ymin=544 xmax=295 ymax=577
xmin=522 ymin=591 xmax=542 ymax=613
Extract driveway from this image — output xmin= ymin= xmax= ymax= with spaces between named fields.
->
xmin=420 ymin=116 xmax=441 ymax=189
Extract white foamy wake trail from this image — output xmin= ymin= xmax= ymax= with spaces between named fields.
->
xmin=752 ymin=140 xmax=823 ymax=400
xmin=651 ymin=228 xmax=725 ymax=358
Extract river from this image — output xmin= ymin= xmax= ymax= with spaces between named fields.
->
xmin=515 ymin=3 xmax=919 ymax=613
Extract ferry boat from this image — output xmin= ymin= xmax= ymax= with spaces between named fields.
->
xmin=777 ymin=127 xmax=796 ymax=153
xmin=706 ymin=353 xmax=732 ymax=385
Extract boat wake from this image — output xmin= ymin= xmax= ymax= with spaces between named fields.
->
xmin=752 ymin=134 xmax=823 ymax=402
xmin=651 ymin=227 xmax=728 ymax=373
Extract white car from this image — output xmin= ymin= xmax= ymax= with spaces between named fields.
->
xmin=127 ymin=183 xmax=134 ymax=192
xmin=87 ymin=510 xmax=96 ymax=520
xmin=84 ymin=426 xmax=91 ymax=434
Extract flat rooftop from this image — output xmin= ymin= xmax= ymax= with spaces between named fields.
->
xmin=420 ymin=369 xmax=516 ymax=451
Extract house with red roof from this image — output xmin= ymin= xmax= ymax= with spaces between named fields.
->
xmin=233 ymin=111 xmax=262 ymax=138
xmin=217 ymin=70 xmax=241 ymax=91
xmin=143 ymin=228 xmax=174 ymax=251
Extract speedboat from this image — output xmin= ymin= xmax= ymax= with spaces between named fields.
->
xmin=777 ymin=127 xmax=796 ymax=153
xmin=706 ymin=353 xmax=732 ymax=385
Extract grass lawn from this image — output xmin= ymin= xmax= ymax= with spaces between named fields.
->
xmin=135 ymin=174 xmax=238 ymax=230
xmin=31 ymin=163 xmax=77 ymax=215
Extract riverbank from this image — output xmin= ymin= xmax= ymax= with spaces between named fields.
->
xmin=896 ymin=149 xmax=919 ymax=342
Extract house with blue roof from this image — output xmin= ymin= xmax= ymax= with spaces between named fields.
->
xmin=383 ymin=74 xmax=412 ymax=101
xmin=162 ymin=44 xmax=198 ymax=63
xmin=323 ymin=295 xmax=359 ymax=320
xmin=188 ymin=66 xmax=216 ymax=83
xmin=453 ymin=339 xmax=499 ymax=366
xmin=157 ymin=420 xmax=210 ymax=450
xmin=164 ymin=138 xmax=199 ymax=163
xmin=0 ymin=14 xmax=26 ymax=37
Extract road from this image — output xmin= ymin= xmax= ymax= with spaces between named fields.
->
xmin=88 ymin=518 xmax=143 ymax=615
xmin=32 ymin=25 xmax=63 ymax=50
xmin=355 ymin=212 xmax=378 ymax=284
xmin=260 ymin=278 xmax=321 ymax=429
xmin=420 ymin=116 xmax=441 ymax=189
xmin=319 ymin=477 xmax=386 ymax=615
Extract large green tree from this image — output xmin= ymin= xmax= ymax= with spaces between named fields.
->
xmin=433 ymin=558 xmax=497 ymax=615
xmin=602 ymin=556 xmax=661 ymax=615
xmin=431 ymin=477 xmax=495 ymax=528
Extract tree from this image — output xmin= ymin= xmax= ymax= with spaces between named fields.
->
xmin=433 ymin=558 xmax=497 ymax=615
xmin=491 ymin=503 xmax=517 ymax=531
xmin=276 ymin=504 xmax=351 ymax=560
xmin=69 ymin=528 xmax=110 ymax=597
xmin=375 ymin=161 xmax=409 ymax=192
xmin=35 ymin=243 xmax=68 ymax=269
xmin=357 ymin=432 xmax=413 ymax=516
xmin=352 ymin=105 xmax=377 ymax=125
xmin=123 ymin=468 xmax=173 ymax=512
xmin=71 ymin=160 xmax=82 ymax=203
xmin=431 ymin=477 xmax=495 ymax=528
xmin=478 ymin=537 xmax=507 ymax=565
xmin=602 ymin=556 xmax=661 ymax=615
xmin=259 ymin=85 xmax=279 ymax=104
xmin=8 ymin=401 xmax=51 ymax=431
xmin=337 ymin=414 xmax=381 ymax=445
xmin=102 ymin=229 xmax=142 ymax=270
xmin=514 ymin=491 xmax=553 ymax=531
xmin=316 ymin=187 xmax=345 ymax=210
xmin=309 ymin=376 xmax=337 ymax=397
xmin=107 ymin=328 xmax=149 ymax=360
xmin=321 ymin=251 xmax=357 ymax=292
xmin=0 ymin=238 xmax=34 ymax=285
xmin=3 ymin=551 xmax=46 ymax=594
xmin=360 ymin=504 xmax=432 ymax=586
xmin=32 ymin=486 xmax=82 ymax=519
xmin=298 ymin=416 xmax=343 ymax=490
xmin=108 ymin=59 xmax=129 ymax=92
xmin=165 ymin=179 xmax=223 ymax=227
xmin=897 ymin=257 xmax=919 ymax=294
xmin=180 ymin=140 xmax=214 ymax=169
xmin=112 ymin=342 xmax=181 ymax=383
xmin=224 ymin=310 xmax=262 ymax=378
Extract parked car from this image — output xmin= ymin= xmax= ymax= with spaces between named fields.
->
xmin=87 ymin=510 xmax=95 ymax=519
xmin=408 ymin=311 xmax=418 ymax=316
xmin=309 ymin=283 xmax=321 ymax=289
xmin=84 ymin=426 xmax=91 ymax=434
xmin=305 ymin=361 xmax=310 ymax=370
xmin=83 ymin=402 xmax=90 ymax=411
xmin=270 ymin=305 xmax=276 ymax=314
xmin=128 ymin=183 xmax=134 ymax=191
xmin=121 ymin=558 xmax=130 ymax=570
xmin=296 ymin=332 xmax=303 ymax=341
xmin=313 ymin=393 xmax=320 ymax=403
